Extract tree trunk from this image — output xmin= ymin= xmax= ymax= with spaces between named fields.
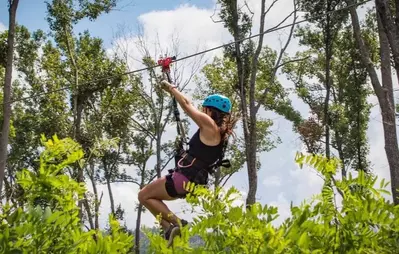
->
xmin=355 ymin=69 xmax=365 ymax=172
xmin=83 ymin=193 xmax=95 ymax=230
xmin=228 ymin=0 xmax=253 ymax=206
xmin=375 ymin=0 xmax=399 ymax=83
xmin=89 ymin=162 xmax=99 ymax=229
xmin=156 ymin=133 xmax=161 ymax=178
xmin=103 ymin=158 xmax=116 ymax=215
xmin=335 ymin=133 xmax=347 ymax=178
xmin=0 ymin=0 xmax=19 ymax=197
xmin=107 ymin=176 xmax=115 ymax=216
xmin=134 ymin=203 xmax=143 ymax=254
xmin=246 ymin=0 xmax=266 ymax=207
xmin=377 ymin=13 xmax=399 ymax=204
xmin=324 ymin=12 xmax=332 ymax=160
xmin=214 ymin=167 xmax=221 ymax=189
xmin=348 ymin=2 xmax=399 ymax=204
xmin=76 ymin=101 xmax=85 ymax=219
xmin=229 ymin=0 xmax=267 ymax=207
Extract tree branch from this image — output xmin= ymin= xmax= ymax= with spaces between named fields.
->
xmin=129 ymin=116 xmax=155 ymax=139
xmin=111 ymin=179 xmax=141 ymax=186
xmin=264 ymin=0 xmax=279 ymax=16
xmin=221 ymin=172 xmax=234 ymax=187
xmin=255 ymin=0 xmax=298 ymax=112
xmin=274 ymin=56 xmax=310 ymax=70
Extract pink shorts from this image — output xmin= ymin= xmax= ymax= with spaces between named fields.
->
xmin=171 ymin=171 xmax=190 ymax=195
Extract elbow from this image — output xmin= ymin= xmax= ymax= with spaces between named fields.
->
xmin=182 ymin=101 xmax=195 ymax=114
xmin=184 ymin=97 xmax=192 ymax=107
xmin=180 ymin=95 xmax=192 ymax=109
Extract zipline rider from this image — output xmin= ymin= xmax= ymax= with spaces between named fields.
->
xmin=138 ymin=79 xmax=238 ymax=246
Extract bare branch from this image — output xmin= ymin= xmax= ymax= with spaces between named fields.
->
xmin=210 ymin=2 xmax=223 ymax=23
xmin=264 ymin=10 xmax=295 ymax=34
xmin=243 ymin=1 xmax=254 ymax=16
xmin=221 ymin=172 xmax=234 ymax=187
xmin=250 ymin=0 xmax=267 ymax=112
xmin=274 ymin=56 xmax=310 ymax=70
xmin=255 ymin=0 xmax=298 ymax=112
xmin=264 ymin=0 xmax=279 ymax=16
xmin=111 ymin=179 xmax=141 ymax=186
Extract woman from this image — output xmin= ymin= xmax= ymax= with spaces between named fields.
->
xmin=138 ymin=80 xmax=238 ymax=245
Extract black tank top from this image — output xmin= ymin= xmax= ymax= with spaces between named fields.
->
xmin=188 ymin=129 xmax=224 ymax=165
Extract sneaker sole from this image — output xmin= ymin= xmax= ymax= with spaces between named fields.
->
xmin=167 ymin=227 xmax=181 ymax=247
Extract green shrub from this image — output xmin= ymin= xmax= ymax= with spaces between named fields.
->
xmin=0 ymin=135 xmax=134 ymax=254
xmin=146 ymin=153 xmax=399 ymax=253
xmin=1 ymin=134 xmax=397 ymax=253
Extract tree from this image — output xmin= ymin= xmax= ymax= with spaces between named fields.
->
xmin=296 ymin=0 xmax=349 ymax=160
xmin=375 ymin=0 xmax=399 ymax=83
xmin=0 ymin=0 xmax=19 ymax=198
xmin=208 ymin=0 xmax=302 ymax=206
xmin=45 ymin=0 xmax=127 ymax=222
xmin=283 ymin=3 xmax=373 ymax=178
xmin=347 ymin=0 xmax=399 ymax=204
xmin=0 ymin=26 xmax=50 ymax=204
xmin=0 ymin=135 xmax=134 ymax=253
xmin=84 ymin=82 xmax=137 ymax=218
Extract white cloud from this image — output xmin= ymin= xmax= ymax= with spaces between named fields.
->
xmin=263 ymin=175 xmax=282 ymax=187
xmin=0 ymin=22 xmax=6 ymax=32
xmin=269 ymin=192 xmax=291 ymax=225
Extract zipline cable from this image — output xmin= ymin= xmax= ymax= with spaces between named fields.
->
xmin=5 ymin=0 xmax=373 ymax=105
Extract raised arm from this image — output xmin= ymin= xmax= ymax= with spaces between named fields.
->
xmin=160 ymin=80 xmax=215 ymax=130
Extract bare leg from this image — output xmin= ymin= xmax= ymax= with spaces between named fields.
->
xmin=138 ymin=177 xmax=182 ymax=228
xmin=144 ymin=201 xmax=171 ymax=230
xmin=145 ymin=198 xmax=180 ymax=225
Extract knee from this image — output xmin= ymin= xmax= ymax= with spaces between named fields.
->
xmin=138 ymin=189 xmax=146 ymax=204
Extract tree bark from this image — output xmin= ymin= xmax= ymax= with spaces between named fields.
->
xmin=83 ymin=193 xmax=95 ymax=230
xmin=0 ymin=0 xmax=19 ymax=197
xmin=89 ymin=162 xmax=99 ymax=229
xmin=377 ymin=13 xmax=399 ymax=204
xmin=105 ymin=164 xmax=116 ymax=215
xmin=354 ymin=61 xmax=365 ymax=172
xmin=335 ymin=132 xmax=347 ymax=178
xmin=375 ymin=0 xmax=399 ymax=83
xmin=348 ymin=1 xmax=399 ymax=204
xmin=245 ymin=0 xmax=266 ymax=207
xmin=134 ymin=203 xmax=143 ymax=254
xmin=228 ymin=0 xmax=252 ymax=206
xmin=324 ymin=4 xmax=332 ymax=160
xmin=156 ymin=132 xmax=161 ymax=178
xmin=214 ymin=167 xmax=221 ymax=189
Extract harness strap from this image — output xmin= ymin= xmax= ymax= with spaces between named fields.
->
xmin=165 ymin=173 xmax=186 ymax=199
xmin=177 ymin=150 xmax=231 ymax=175
xmin=178 ymin=152 xmax=213 ymax=171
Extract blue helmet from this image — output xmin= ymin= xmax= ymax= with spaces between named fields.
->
xmin=202 ymin=94 xmax=232 ymax=113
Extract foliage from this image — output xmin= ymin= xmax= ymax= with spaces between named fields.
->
xmin=0 ymin=135 xmax=133 ymax=253
xmin=145 ymin=153 xmax=399 ymax=253
xmin=283 ymin=16 xmax=373 ymax=174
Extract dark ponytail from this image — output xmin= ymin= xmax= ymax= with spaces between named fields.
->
xmin=205 ymin=106 xmax=240 ymax=141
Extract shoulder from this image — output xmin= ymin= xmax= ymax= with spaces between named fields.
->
xmin=199 ymin=123 xmax=221 ymax=146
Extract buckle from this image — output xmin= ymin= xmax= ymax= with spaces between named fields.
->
xmin=220 ymin=159 xmax=231 ymax=168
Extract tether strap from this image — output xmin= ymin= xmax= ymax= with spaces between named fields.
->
xmin=157 ymin=55 xmax=187 ymax=166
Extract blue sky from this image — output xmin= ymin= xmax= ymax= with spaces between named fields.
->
xmin=0 ymin=0 xmax=394 ymax=230
xmin=0 ymin=0 xmax=214 ymax=48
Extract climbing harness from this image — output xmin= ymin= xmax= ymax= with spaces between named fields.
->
xmin=158 ymin=55 xmax=231 ymax=198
